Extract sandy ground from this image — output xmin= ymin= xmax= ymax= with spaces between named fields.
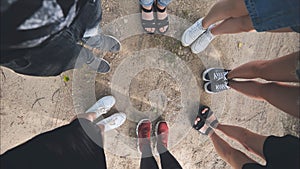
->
xmin=1 ymin=0 xmax=299 ymax=169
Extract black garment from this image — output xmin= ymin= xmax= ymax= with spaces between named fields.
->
xmin=0 ymin=118 xmax=107 ymax=169
xmin=242 ymin=135 xmax=300 ymax=169
xmin=0 ymin=0 xmax=102 ymax=76
xmin=140 ymin=143 xmax=182 ymax=169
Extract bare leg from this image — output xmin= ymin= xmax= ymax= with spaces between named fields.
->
xmin=216 ymin=124 xmax=267 ymax=159
xmin=211 ymin=15 xmax=254 ymax=36
xmin=209 ymin=132 xmax=257 ymax=169
xmin=228 ymin=52 xmax=300 ymax=82
xmin=202 ymin=0 xmax=249 ymax=29
xmin=229 ymin=80 xmax=300 ymax=118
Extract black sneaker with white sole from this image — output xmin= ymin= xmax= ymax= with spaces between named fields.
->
xmin=204 ymin=81 xmax=230 ymax=94
xmin=202 ymin=68 xmax=230 ymax=82
xmin=82 ymin=34 xmax=121 ymax=53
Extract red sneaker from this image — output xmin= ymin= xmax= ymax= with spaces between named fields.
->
xmin=136 ymin=119 xmax=152 ymax=153
xmin=156 ymin=121 xmax=169 ymax=149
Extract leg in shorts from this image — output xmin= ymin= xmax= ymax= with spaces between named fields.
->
xmin=244 ymin=0 xmax=300 ymax=32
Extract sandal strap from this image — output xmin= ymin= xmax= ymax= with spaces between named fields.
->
xmin=198 ymin=105 xmax=212 ymax=120
xmin=141 ymin=6 xmax=153 ymax=13
xmin=156 ymin=17 xmax=169 ymax=27
xmin=156 ymin=6 xmax=166 ymax=13
xmin=141 ymin=19 xmax=155 ymax=27
xmin=193 ymin=116 xmax=205 ymax=130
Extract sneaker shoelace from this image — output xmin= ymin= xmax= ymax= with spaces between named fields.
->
xmin=108 ymin=117 xmax=118 ymax=125
xmin=189 ymin=21 xmax=203 ymax=38
xmin=95 ymin=107 xmax=107 ymax=117
xmin=213 ymin=71 xmax=228 ymax=81
xmin=139 ymin=126 xmax=150 ymax=139
xmin=215 ymin=83 xmax=229 ymax=91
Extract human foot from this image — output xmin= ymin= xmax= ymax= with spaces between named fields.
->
xmin=141 ymin=5 xmax=156 ymax=34
xmin=198 ymin=105 xmax=219 ymax=129
xmin=156 ymin=4 xmax=169 ymax=34
xmin=193 ymin=116 xmax=214 ymax=136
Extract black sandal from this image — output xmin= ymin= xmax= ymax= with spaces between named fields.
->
xmin=140 ymin=5 xmax=156 ymax=34
xmin=155 ymin=5 xmax=169 ymax=34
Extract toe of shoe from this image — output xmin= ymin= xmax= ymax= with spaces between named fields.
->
xmin=102 ymin=96 xmax=116 ymax=109
xmin=109 ymin=43 xmax=121 ymax=52
xmin=97 ymin=60 xmax=110 ymax=73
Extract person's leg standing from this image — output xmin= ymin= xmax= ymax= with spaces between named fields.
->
xmin=228 ymin=80 xmax=300 ymax=118
xmin=156 ymin=122 xmax=182 ymax=169
xmin=209 ymin=132 xmax=259 ymax=169
xmin=0 ymin=0 xmax=104 ymax=76
xmin=139 ymin=0 xmax=156 ymax=33
xmin=192 ymin=106 xmax=259 ymax=169
xmin=140 ymin=145 xmax=160 ymax=169
xmin=156 ymin=0 xmax=172 ymax=33
xmin=137 ymin=119 xmax=159 ymax=169
xmin=227 ymin=52 xmax=300 ymax=82
xmin=216 ymin=124 xmax=268 ymax=159
xmin=202 ymin=0 xmax=249 ymax=29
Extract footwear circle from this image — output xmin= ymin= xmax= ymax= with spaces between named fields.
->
xmin=72 ymin=13 xmax=226 ymax=158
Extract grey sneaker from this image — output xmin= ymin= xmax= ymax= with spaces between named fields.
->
xmin=202 ymin=68 xmax=230 ymax=82
xmin=204 ymin=81 xmax=230 ymax=94
xmin=86 ymin=96 xmax=116 ymax=118
xmin=81 ymin=48 xmax=111 ymax=74
xmin=86 ymin=55 xmax=111 ymax=74
xmin=97 ymin=113 xmax=126 ymax=132
xmin=191 ymin=25 xmax=215 ymax=54
xmin=181 ymin=17 xmax=206 ymax=47
xmin=82 ymin=34 xmax=121 ymax=53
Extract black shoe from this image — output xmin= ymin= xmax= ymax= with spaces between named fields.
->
xmin=82 ymin=34 xmax=121 ymax=53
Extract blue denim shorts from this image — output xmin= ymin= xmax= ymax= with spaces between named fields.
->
xmin=244 ymin=0 xmax=300 ymax=32
xmin=140 ymin=0 xmax=172 ymax=7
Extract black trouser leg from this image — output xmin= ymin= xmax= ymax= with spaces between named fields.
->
xmin=158 ymin=144 xmax=182 ymax=169
xmin=140 ymin=143 xmax=159 ymax=169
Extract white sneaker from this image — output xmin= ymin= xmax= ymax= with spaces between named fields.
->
xmin=85 ymin=96 xmax=116 ymax=118
xmin=181 ymin=17 xmax=206 ymax=47
xmin=97 ymin=113 xmax=126 ymax=132
xmin=191 ymin=25 xmax=215 ymax=54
